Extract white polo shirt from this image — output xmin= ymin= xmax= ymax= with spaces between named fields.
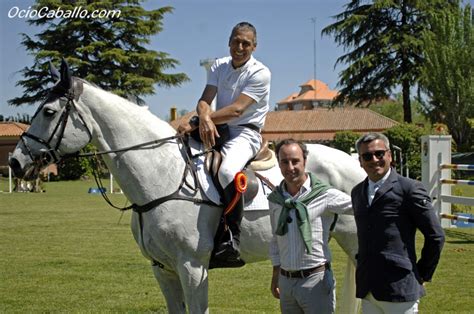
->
xmin=208 ymin=55 xmax=271 ymax=129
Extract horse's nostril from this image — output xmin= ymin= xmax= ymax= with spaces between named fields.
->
xmin=8 ymin=157 xmax=24 ymax=178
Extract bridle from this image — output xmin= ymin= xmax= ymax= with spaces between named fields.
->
xmin=20 ymin=79 xmax=92 ymax=167
xmin=19 ymin=77 xmax=216 ymax=213
xmin=17 ymin=72 xmax=218 ymax=271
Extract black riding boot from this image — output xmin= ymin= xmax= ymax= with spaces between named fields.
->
xmin=210 ymin=183 xmax=245 ymax=268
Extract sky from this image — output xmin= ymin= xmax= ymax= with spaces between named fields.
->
xmin=0 ymin=0 xmax=350 ymax=121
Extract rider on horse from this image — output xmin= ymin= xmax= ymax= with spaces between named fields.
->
xmin=178 ymin=22 xmax=271 ymax=267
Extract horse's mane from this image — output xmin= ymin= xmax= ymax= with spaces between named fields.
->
xmin=74 ymin=77 xmax=98 ymax=88
xmin=73 ymin=76 xmax=176 ymax=137
xmin=73 ymin=77 xmax=146 ymax=107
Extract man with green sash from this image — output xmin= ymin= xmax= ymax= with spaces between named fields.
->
xmin=268 ymin=139 xmax=353 ymax=314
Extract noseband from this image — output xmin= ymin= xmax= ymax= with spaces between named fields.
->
xmin=20 ymin=79 xmax=92 ymax=166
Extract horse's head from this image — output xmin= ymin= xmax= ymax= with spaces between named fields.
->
xmin=9 ymin=59 xmax=92 ymax=180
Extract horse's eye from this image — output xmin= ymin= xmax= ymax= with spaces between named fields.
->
xmin=43 ymin=108 xmax=56 ymax=117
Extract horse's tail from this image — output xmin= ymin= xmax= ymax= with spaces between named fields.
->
xmin=339 ymin=257 xmax=360 ymax=313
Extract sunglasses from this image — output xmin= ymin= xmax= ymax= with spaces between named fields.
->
xmin=361 ymin=149 xmax=389 ymax=161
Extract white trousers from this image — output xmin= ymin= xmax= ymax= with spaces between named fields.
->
xmin=362 ymin=292 xmax=419 ymax=314
xmin=218 ymin=125 xmax=261 ymax=188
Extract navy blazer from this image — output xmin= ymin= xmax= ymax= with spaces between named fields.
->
xmin=351 ymin=169 xmax=445 ymax=302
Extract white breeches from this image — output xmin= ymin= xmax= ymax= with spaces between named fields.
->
xmin=218 ymin=126 xmax=261 ymax=188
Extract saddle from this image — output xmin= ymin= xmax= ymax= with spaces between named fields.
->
xmin=204 ymin=140 xmax=276 ymax=203
xmin=179 ymin=133 xmax=278 ymax=268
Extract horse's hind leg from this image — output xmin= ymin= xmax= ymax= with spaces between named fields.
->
xmin=152 ymin=264 xmax=186 ymax=313
xmin=331 ymin=214 xmax=360 ymax=313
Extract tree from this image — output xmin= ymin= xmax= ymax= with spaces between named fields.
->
xmin=333 ymin=130 xmax=360 ymax=154
xmin=370 ymin=94 xmax=430 ymax=125
xmin=9 ymin=0 xmax=189 ymax=107
xmin=0 ymin=114 xmax=31 ymax=123
xmin=55 ymin=144 xmax=105 ymax=180
xmin=385 ymin=123 xmax=427 ymax=180
xmin=322 ymin=0 xmax=455 ymax=123
xmin=418 ymin=3 xmax=473 ymax=151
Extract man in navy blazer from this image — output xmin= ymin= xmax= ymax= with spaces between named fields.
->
xmin=351 ymin=133 xmax=445 ymax=313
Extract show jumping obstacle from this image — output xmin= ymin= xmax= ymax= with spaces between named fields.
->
xmin=421 ymin=135 xmax=474 ymax=228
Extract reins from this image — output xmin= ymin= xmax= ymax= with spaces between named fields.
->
xmin=72 ymin=134 xmax=184 ymax=158
xmin=69 ymin=133 xmax=184 ymax=211
xmin=78 ymin=134 xmax=217 ymax=212
xmin=23 ymin=75 xmax=216 ymax=213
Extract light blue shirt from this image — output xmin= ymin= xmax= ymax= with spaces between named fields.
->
xmin=367 ymin=168 xmax=391 ymax=205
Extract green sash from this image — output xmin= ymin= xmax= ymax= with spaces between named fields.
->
xmin=267 ymin=172 xmax=331 ymax=253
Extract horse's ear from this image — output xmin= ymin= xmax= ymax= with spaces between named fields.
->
xmin=58 ymin=58 xmax=72 ymax=90
xmin=49 ymin=61 xmax=60 ymax=83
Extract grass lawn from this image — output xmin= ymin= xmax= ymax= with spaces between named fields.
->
xmin=451 ymin=184 xmax=474 ymax=215
xmin=1 ymin=179 xmax=473 ymax=313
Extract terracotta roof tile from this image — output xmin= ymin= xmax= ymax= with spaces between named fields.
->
xmin=293 ymin=89 xmax=338 ymax=101
xmin=278 ymin=92 xmax=299 ymax=103
xmin=262 ymin=108 xmax=398 ymax=141
xmin=0 ymin=122 xmax=29 ymax=137
xmin=300 ymin=79 xmax=329 ymax=90
xmin=169 ymin=108 xmax=398 ymax=142
xmin=278 ymin=79 xmax=339 ymax=103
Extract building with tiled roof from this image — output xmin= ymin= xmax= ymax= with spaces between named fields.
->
xmin=169 ymin=107 xmax=398 ymax=143
xmin=276 ymin=79 xmax=338 ymax=110
xmin=0 ymin=122 xmax=29 ymax=137
xmin=0 ymin=122 xmax=29 ymax=175
xmin=262 ymin=108 xmax=398 ymax=142
xmin=0 ymin=122 xmax=57 ymax=177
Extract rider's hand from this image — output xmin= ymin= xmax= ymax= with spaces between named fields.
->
xmin=177 ymin=122 xmax=193 ymax=134
xmin=199 ymin=116 xmax=220 ymax=149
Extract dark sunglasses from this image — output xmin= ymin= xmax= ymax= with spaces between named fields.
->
xmin=361 ymin=149 xmax=389 ymax=161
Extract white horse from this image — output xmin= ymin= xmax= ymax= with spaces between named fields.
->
xmin=9 ymin=60 xmax=365 ymax=313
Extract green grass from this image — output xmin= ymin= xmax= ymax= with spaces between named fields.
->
xmin=452 ymin=185 xmax=474 ymax=215
xmin=1 ymin=179 xmax=473 ymax=313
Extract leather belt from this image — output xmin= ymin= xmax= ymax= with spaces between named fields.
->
xmin=238 ymin=123 xmax=260 ymax=133
xmin=280 ymin=263 xmax=329 ymax=279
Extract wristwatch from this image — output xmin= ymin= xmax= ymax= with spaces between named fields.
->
xmin=189 ymin=116 xmax=200 ymax=128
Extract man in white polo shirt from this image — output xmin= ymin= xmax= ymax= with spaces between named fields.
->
xmin=179 ymin=22 xmax=271 ymax=267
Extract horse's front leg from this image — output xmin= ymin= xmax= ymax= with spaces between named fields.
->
xmin=177 ymin=258 xmax=210 ymax=314
xmin=152 ymin=264 xmax=187 ymax=313
xmin=331 ymin=214 xmax=358 ymax=263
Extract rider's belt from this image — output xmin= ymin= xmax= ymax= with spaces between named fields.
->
xmin=239 ymin=123 xmax=260 ymax=133
xmin=280 ymin=263 xmax=329 ymax=279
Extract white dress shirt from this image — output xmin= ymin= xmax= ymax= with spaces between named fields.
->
xmin=269 ymin=175 xmax=353 ymax=271
xmin=367 ymin=168 xmax=391 ymax=205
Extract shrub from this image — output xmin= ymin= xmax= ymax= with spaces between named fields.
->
xmin=56 ymin=144 xmax=104 ymax=180
xmin=333 ymin=131 xmax=360 ymax=154
xmin=57 ymin=156 xmax=90 ymax=180
xmin=384 ymin=123 xmax=428 ymax=180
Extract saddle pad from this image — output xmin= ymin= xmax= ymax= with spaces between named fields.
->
xmin=244 ymin=166 xmax=281 ymax=211
xmin=188 ymin=138 xmax=222 ymax=205
xmin=188 ymin=138 xmax=282 ymax=211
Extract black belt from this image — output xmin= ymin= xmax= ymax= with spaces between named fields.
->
xmin=280 ymin=263 xmax=329 ymax=279
xmin=239 ymin=123 xmax=260 ymax=133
